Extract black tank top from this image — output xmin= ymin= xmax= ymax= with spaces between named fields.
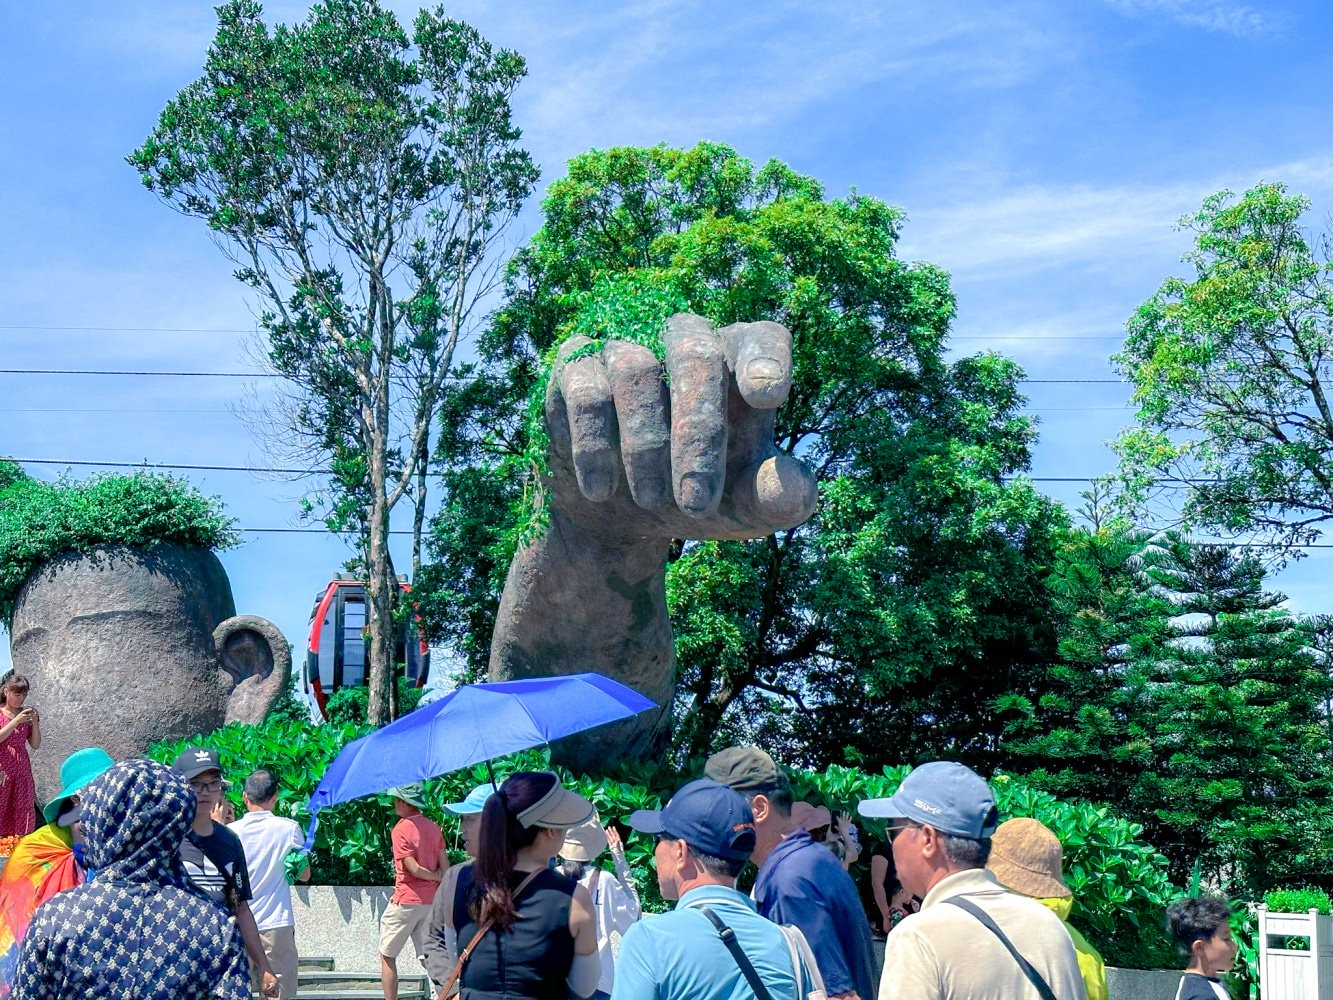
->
xmin=453 ymin=865 xmax=577 ymax=1000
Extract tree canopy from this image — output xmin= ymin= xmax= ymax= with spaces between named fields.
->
xmin=1116 ymin=182 xmax=1333 ymax=555
xmin=129 ymin=0 xmax=538 ymax=722
xmin=1005 ymin=524 xmax=1333 ymax=886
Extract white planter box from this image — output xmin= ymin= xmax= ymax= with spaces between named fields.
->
xmin=1259 ymin=905 xmax=1333 ymax=1000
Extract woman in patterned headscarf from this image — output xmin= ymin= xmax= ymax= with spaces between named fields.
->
xmin=11 ymin=758 xmax=250 ymax=1000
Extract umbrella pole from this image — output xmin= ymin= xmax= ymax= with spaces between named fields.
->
xmin=486 ymin=759 xmax=497 ymax=786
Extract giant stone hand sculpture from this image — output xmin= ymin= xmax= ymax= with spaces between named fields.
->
xmin=491 ymin=314 xmax=818 ymax=767
xmin=9 ymin=543 xmax=290 ymax=800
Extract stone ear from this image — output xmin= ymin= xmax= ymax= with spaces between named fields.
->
xmin=214 ymin=615 xmax=292 ymax=725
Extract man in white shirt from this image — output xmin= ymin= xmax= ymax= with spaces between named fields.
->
xmin=232 ymin=769 xmax=310 ymax=1000
xmin=859 ymin=762 xmax=1086 ymax=1000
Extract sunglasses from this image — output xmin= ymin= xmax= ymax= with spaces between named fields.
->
xmin=888 ymin=821 xmax=922 ymax=842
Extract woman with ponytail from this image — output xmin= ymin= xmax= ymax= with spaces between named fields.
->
xmin=424 ymin=771 xmax=599 ymax=999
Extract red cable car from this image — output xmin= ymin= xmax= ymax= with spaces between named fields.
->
xmin=304 ymin=575 xmax=431 ymax=719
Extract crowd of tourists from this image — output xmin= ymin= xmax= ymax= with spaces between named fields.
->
xmin=0 ymin=735 xmax=1238 ymax=1000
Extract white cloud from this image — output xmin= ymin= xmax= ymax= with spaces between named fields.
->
xmin=897 ymin=153 xmax=1333 ymax=282
xmin=1103 ymin=0 xmax=1284 ymax=37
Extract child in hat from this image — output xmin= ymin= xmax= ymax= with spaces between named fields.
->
xmin=559 ymin=816 xmax=641 ymax=998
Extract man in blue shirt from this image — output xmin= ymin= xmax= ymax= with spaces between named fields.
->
xmin=612 ymin=779 xmax=813 ymax=1000
xmin=707 ymin=746 xmax=878 ymax=1000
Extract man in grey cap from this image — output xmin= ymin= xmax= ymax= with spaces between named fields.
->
xmin=859 ymin=762 xmax=1086 ymax=1000
xmin=706 ymin=746 xmax=876 ymax=1000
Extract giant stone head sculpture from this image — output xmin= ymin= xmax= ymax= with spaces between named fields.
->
xmin=10 ymin=542 xmax=289 ymax=801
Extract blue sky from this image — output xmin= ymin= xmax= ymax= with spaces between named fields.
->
xmin=3 ymin=0 xmax=1333 ymax=675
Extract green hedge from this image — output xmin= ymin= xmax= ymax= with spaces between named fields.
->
xmin=147 ymin=714 xmax=1181 ymax=968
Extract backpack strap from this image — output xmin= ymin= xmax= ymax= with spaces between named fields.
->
xmin=695 ymin=905 xmax=774 ymax=1000
xmin=944 ymin=897 xmax=1059 ymax=1000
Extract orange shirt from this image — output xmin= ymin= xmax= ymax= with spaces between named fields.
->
xmin=390 ymin=813 xmax=445 ymax=905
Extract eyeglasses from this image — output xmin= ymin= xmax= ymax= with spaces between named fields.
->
xmin=888 ymin=821 xmax=921 ymax=842
xmin=190 ymin=779 xmax=223 ymax=793
xmin=653 ymin=833 xmax=678 ymax=847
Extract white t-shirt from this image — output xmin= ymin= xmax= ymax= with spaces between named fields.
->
xmin=231 ymin=809 xmax=305 ymax=932
xmin=581 ymin=856 xmax=642 ymax=994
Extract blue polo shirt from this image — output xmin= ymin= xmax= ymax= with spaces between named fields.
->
xmin=753 ymin=830 xmax=878 ymax=998
xmin=611 ymin=884 xmax=807 ymax=1000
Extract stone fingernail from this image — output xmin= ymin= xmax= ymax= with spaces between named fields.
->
xmin=745 ymin=357 xmax=783 ymax=385
xmin=678 ymin=473 xmax=712 ymax=513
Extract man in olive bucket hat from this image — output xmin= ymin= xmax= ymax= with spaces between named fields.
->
xmin=988 ymin=818 xmax=1107 ymax=1000
xmin=379 ymin=783 xmax=446 ymax=1000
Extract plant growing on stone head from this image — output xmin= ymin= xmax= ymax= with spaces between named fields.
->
xmin=0 ymin=463 xmax=238 ymax=625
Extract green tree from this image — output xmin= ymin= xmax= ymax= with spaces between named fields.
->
xmin=418 ymin=142 xmax=1067 ymax=766
xmin=129 ymin=0 xmax=538 ymax=723
xmin=1000 ymin=523 xmax=1173 ymax=808
xmin=1134 ymin=541 xmax=1333 ymax=886
xmin=1012 ymin=526 xmax=1333 ymax=889
xmin=1115 ymin=183 xmax=1333 ymax=556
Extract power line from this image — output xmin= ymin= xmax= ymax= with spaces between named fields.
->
xmin=0 ymin=368 xmax=278 ymax=378
xmin=2 ymin=324 xmax=1132 ymax=343
xmin=14 ymin=458 xmax=321 ymax=475
xmin=0 ymin=368 xmax=1126 ymax=386
xmin=0 ymin=325 xmax=256 ymax=334
xmin=5 ymin=457 xmax=1196 ymax=485
xmin=12 ymin=459 xmax=1333 ymax=549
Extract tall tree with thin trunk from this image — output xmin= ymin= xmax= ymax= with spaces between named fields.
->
xmin=129 ymin=0 xmax=538 ymax=723
xmin=1115 ymin=183 xmax=1333 ymax=556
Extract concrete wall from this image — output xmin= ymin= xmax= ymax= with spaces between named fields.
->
xmin=1106 ymin=966 xmax=1182 ymax=998
xmin=292 ymin=885 xmax=396 ymax=975
xmin=291 ymin=887 xmax=1184 ymax=999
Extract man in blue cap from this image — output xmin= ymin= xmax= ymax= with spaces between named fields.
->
xmin=611 ymin=779 xmax=816 ymax=1000
xmin=859 ymin=762 xmax=1085 ymax=1000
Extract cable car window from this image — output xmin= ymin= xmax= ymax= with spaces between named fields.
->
xmin=341 ymin=595 xmax=366 ymax=688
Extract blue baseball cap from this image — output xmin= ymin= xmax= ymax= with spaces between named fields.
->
xmin=628 ymin=779 xmax=756 ymax=861
xmin=444 ymin=782 xmax=498 ymax=816
xmin=858 ymin=761 xmax=999 ymax=839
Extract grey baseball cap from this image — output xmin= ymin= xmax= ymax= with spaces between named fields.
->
xmin=858 ymin=761 xmax=999 ymax=839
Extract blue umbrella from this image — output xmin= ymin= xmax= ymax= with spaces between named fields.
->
xmin=302 ymin=673 xmax=656 ymax=848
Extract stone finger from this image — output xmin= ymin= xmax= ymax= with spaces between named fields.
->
xmin=664 ymin=313 xmax=727 ymax=516
xmin=556 ymin=337 xmax=621 ymax=502
xmin=719 ymin=320 xmax=794 ymax=410
xmin=604 ymin=340 xmax=672 ymax=511
xmin=729 ymin=454 xmax=818 ymax=533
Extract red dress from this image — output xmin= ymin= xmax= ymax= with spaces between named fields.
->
xmin=0 ymin=714 xmax=35 ymax=840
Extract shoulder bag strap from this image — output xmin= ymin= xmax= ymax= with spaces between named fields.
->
xmin=696 ymin=905 xmax=774 ymax=1000
xmin=437 ymin=869 xmax=544 ymax=1000
xmin=944 ymin=897 xmax=1059 ymax=1000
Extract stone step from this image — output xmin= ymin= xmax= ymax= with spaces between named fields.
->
xmin=299 ymin=955 xmax=337 ymax=971
xmin=261 ymin=970 xmax=430 ymax=997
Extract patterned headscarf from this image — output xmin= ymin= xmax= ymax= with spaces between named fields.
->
xmin=11 ymin=759 xmax=249 ymax=1000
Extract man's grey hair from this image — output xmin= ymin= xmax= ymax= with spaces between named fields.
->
xmin=244 ymin=769 xmax=280 ymax=804
xmin=687 ymin=844 xmax=747 ymax=880
xmin=940 ymin=833 xmax=991 ymax=868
